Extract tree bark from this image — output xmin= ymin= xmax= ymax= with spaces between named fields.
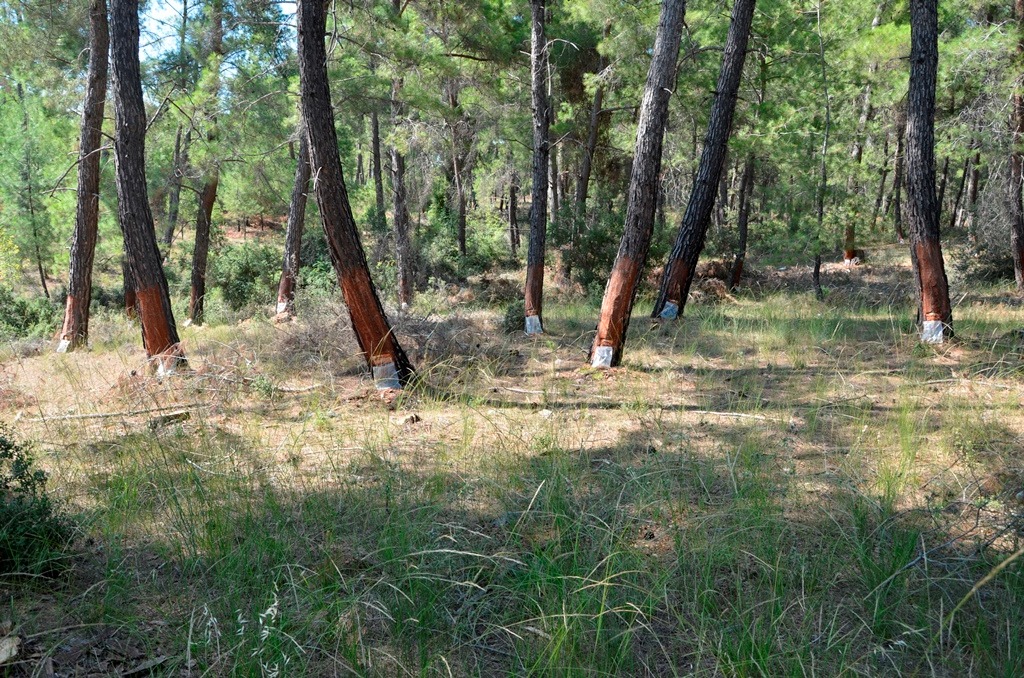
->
xmin=162 ymin=125 xmax=191 ymax=250
xmin=371 ymin=109 xmax=386 ymax=228
xmin=110 ymin=0 xmax=185 ymax=372
xmin=15 ymin=84 xmax=49 ymax=299
xmin=297 ymin=0 xmax=413 ymax=387
xmin=871 ymin=133 xmax=890 ymax=230
xmin=589 ymin=0 xmax=686 ymax=367
xmin=891 ymin=109 xmax=906 ymax=242
xmin=906 ymin=0 xmax=952 ymax=342
xmin=391 ymin=77 xmax=414 ymax=308
xmin=651 ymin=0 xmax=756 ymax=320
xmin=574 ymin=24 xmax=608 ymax=223
xmin=509 ymin=165 xmax=520 ymax=256
xmin=524 ymin=0 xmax=550 ymax=334
xmin=729 ymin=156 xmax=754 ymax=290
xmin=948 ymin=154 xmax=969 ymax=232
xmin=58 ymin=0 xmax=109 ymax=352
xmin=1010 ymin=0 xmax=1024 ymax=292
xmin=276 ymin=123 xmax=311 ymax=317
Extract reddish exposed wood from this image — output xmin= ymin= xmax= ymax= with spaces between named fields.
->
xmin=593 ymin=255 xmax=642 ymax=356
xmin=652 ymin=0 xmax=757 ymax=319
xmin=297 ymin=0 xmax=413 ymax=385
xmin=59 ymin=0 xmax=109 ymax=350
xmin=110 ymin=0 xmax=183 ymax=364
xmin=906 ymin=0 xmax=953 ymax=339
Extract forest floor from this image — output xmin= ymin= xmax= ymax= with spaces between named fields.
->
xmin=3 ymin=245 xmax=1024 ymax=676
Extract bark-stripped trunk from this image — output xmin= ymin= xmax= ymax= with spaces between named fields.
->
xmin=188 ymin=0 xmax=223 ymax=326
xmin=729 ymin=156 xmax=754 ymax=290
xmin=906 ymin=0 xmax=952 ymax=342
xmin=391 ymin=77 xmax=414 ymax=308
xmin=58 ymin=0 xmax=109 ymax=352
xmin=371 ymin=109 xmax=386 ymax=228
xmin=589 ymin=0 xmax=686 ymax=368
xmin=524 ymin=0 xmax=550 ymax=334
xmin=1010 ymin=0 xmax=1024 ymax=292
xmin=110 ymin=0 xmax=185 ymax=372
xmin=651 ymin=0 xmax=756 ymax=320
xmin=276 ymin=124 xmax=311 ymax=317
xmin=297 ymin=0 xmax=413 ymax=387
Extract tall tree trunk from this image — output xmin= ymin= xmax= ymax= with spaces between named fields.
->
xmin=574 ymin=25 xmax=608 ymax=222
xmin=891 ymin=109 xmax=906 ymax=242
xmin=162 ymin=125 xmax=190 ymax=249
xmin=589 ymin=0 xmax=686 ymax=368
xmin=906 ymin=0 xmax=952 ymax=342
xmin=509 ymin=166 xmax=520 ymax=256
xmin=276 ymin=123 xmax=311 ymax=317
xmin=871 ymin=133 xmax=891 ymax=230
xmin=391 ymin=77 xmax=414 ymax=308
xmin=188 ymin=0 xmax=223 ymax=326
xmin=652 ymin=0 xmax=757 ymax=320
xmin=936 ymin=155 xmax=949 ymax=217
xmin=16 ymin=84 xmax=49 ymax=299
xmin=297 ymin=0 xmax=413 ymax=387
xmin=371 ymin=109 xmax=386 ymax=228
xmin=109 ymin=0 xmax=185 ymax=372
xmin=524 ymin=0 xmax=550 ymax=334
xmin=729 ymin=156 xmax=755 ymax=290
xmin=58 ymin=0 xmax=109 ymax=352
xmin=1010 ymin=0 xmax=1024 ymax=292
xmin=813 ymin=0 xmax=830 ymax=298
xmin=948 ymin=154 xmax=969 ymax=232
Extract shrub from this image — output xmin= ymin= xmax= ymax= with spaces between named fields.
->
xmin=212 ymin=242 xmax=281 ymax=311
xmin=0 ymin=286 xmax=59 ymax=339
xmin=0 ymin=425 xmax=74 ymax=576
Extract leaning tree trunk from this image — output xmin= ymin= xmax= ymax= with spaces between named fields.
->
xmin=276 ymin=123 xmax=311 ymax=317
xmin=524 ymin=0 xmax=550 ymax=334
xmin=188 ymin=0 xmax=223 ymax=326
xmin=391 ymin=77 xmax=414 ymax=308
xmin=1010 ymin=0 xmax=1024 ymax=292
xmin=58 ymin=0 xmax=109 ymax=352
xmin=109 ymin=0 xmax=185 ymax=372
xmin=729 ymin=156 xmax=755 ymax=290
xmin=589 ymin=0 xmax=686 ymax=368
xmin=906 ymin=0 xmax=952 ymax=342
xmin=297 ymin=0 xmax=413 ymax=387
xmin=652 ymin=0 xmax=757 ymax=320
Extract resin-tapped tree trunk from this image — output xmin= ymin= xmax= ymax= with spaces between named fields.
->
xmin=651 ymin=0 xmax=757 ymax=320
xmin=188 ymin=0 xmax=224 ymax=326
xmin=1010 ymin=0 xmax=1024 ymax=292
xmin=524 ymin=0 xmax=550 ymax=334
xmin=58 ymin=0 xmax=109 ymax=352
xmin=729 ymin=156 xmax=755 ymax=290
xmin=906 ymin=0 xmax=952 ymax=342
xmin=589 ymin=0 xmax=686 ymax=368
xmin=110 ymin=0 xmax=185 ymax=372
xmin=276 ymin=122 xmax=311 ymax=317
xmin=297 ymin=0 xmax=413 ymax=387
xmin=391 ymin=76 xmax=414 ymax=308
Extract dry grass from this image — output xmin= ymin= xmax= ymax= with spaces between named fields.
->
xmin=2 ymin=248 xmax=1024 ymax=676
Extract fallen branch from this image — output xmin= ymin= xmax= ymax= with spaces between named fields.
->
xmin=28 ymin=403 xmax=204 ymax=423
xmin=690 ymin=410 xmax=772 ymax=422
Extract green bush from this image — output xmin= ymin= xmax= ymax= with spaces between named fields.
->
xmin=211 ymin=242 xmax=281 ymax=310
xmin=0 ymin=425 xmax=74 ymax=576
xmin=0 ymin=286 xmax=59 ymax=339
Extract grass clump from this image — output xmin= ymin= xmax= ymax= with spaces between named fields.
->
xmin=0 ymin=424 xmax=74 ymax=576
